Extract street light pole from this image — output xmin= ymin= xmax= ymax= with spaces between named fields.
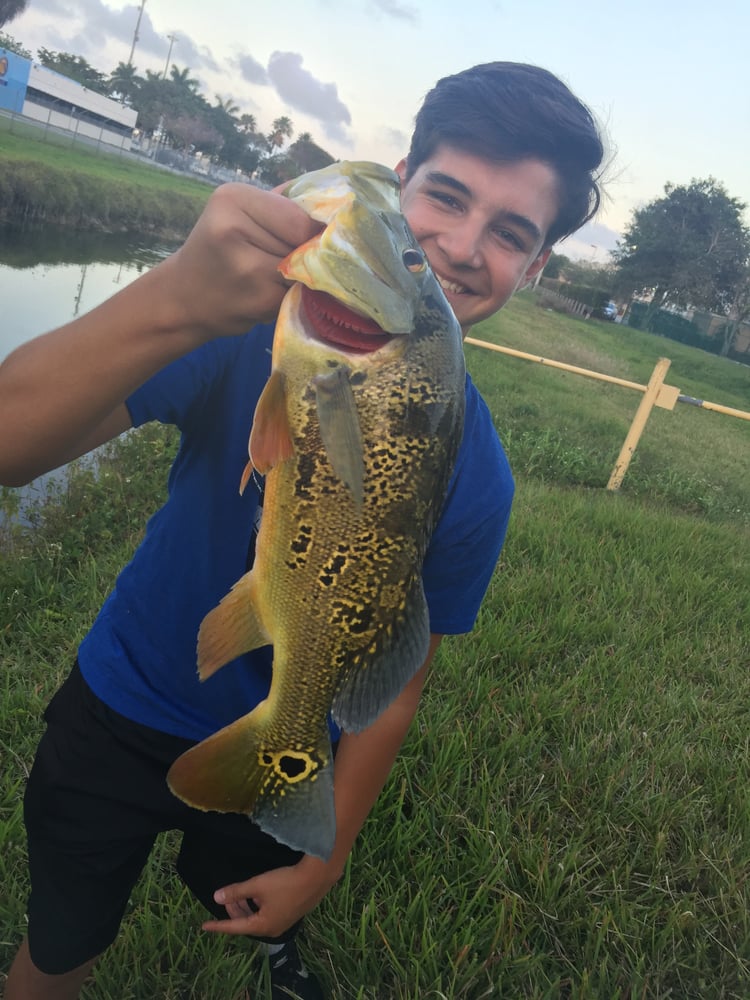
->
xmin=127 ymin=0 xmax=147 ymax=67
xmin=163 ymin=34 xmax=178 ymax=79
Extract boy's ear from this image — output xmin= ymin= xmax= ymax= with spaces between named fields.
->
xmin=523 ymin=247 xmax=551 ymax=284
xmin=394 ymin=158 xmax=408 ymax=185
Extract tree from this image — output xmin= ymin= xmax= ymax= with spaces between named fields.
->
xmin=287 ymin=133 xmax=335 ymax=174
xmin=108 ymin=61 xmax=141 ymax=104
xmin=543 ymin=252 xmax=570 ymax=280
xmin=214 ymin=94 xmax=239 ymax=119
xmin=256 ymin=154 xmax=299 ymax=186
xmin=267 ymin=115 xmax=293 ymax=150
xmin=0 ymin=0 xmax=28 ymax=30
xmin=560 ymin=259 xmax=614 ymax=288
xmin=132 ymin=68 xmax=169 ymax=133
xmin=217 ymin=130 xmax=263 ymax=174
xmin=238 ymin=113 xmax=257 ymax=134
xmin=720 ymin=263 xmax=750 ymax=357
xmin=36 ymin=48 xmax=108 ymax=94
xmin=613 ymin=178 xmax=750 ymax=324
xmin=132 ymin=65 xmax=208 ymax=140
xmin=0 ymin=31 xmax=30 ymax=56
xmin=169 ymin=64 xmax=200 ymax=95
xmin=168 ymin=113 xmax=221 ymax=154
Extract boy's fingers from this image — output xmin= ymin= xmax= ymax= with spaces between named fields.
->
xmin=203 ymin=914 xmax=260 ymax=936
xmin=213 ymin=882 xmax=257 ymax=907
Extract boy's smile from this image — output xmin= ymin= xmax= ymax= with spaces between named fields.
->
xmin=396 ymin=146 xmax=560 ymax=334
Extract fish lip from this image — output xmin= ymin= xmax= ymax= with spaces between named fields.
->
xmin=299 ymin=286 xmax=395 ymax=355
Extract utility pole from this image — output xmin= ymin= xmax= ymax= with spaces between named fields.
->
xmin=127 ymin=0 xmax=147 ymax=67
xmin=163 ymin=33 xmax=178 ymax=79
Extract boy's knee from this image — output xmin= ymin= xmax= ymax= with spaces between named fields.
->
xmin=5 ymin=937 xmax=99 ymax=1000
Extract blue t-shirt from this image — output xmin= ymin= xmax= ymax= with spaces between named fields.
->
xmin=77 ymin=325 xmax=514 ymax=742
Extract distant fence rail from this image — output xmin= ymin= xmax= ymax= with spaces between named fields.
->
xmin=537 ymin=287 xmax=594 ymax=320
xmin=0 ymin=107 xmax=251 ymax=188
xmin=465 ymin=337 xmax=750 ymax=491
xmin=0 ymin=105 xmax=135 ymax=159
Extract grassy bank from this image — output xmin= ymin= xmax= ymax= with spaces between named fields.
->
xmin=471 ymin=293 xmax=750 ymax=525
xmin=1 ymin=299 xmax=749 ymax=997
xmin=0 ymin=124 xmax=212 ymax=234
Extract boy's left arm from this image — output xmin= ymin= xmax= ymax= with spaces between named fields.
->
xmin=204 ymin=634 xmax=442 ymax=939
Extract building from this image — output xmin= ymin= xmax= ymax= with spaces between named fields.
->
xmin=0 ymin=47 xmax=136 ymax=150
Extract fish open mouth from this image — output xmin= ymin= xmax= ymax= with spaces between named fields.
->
xmin=300 ymin=285 xmax=393 ymax=353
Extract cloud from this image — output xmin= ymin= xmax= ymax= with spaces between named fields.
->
xmin=382 ymin=126 xmax=409 ymax=151
xmin=560 ymin=220 xmax=622 ymax=261
xmin=21 ymin=0 xmax=217 ymax=75
xmin=371 ymin=0 xmax=419 ymax=22
xmin=236 ymin=52 xmax=268 ymax=86
xmin=267 ymin=51 xmax=351 ymax=142
xmin=56 ymin=0 xmax=163 ymax=60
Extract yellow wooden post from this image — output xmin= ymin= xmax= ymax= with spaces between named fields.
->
xmin=607 ymin=357 xmax=671 ymax=492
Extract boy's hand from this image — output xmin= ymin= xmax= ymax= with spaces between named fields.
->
xmin=203 ymin=855 xmax=339 ymax=939
xmin=157 ymin=182 xmax=322 ymax=343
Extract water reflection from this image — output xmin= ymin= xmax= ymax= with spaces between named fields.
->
xmin=0 ymin=223 xmax=178 ymax=525
xmin=0 ymin=223 xmax=178 ymax=361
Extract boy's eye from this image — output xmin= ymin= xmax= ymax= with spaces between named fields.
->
xmin=493 ymin=228 xmax=524 ymax=250
xmin=429 ymin=190 xmax=461 ymax=209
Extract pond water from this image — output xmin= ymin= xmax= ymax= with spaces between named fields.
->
xmin=0 ymin=224 xmax=177 ymax=362
xmin=0 ymin=224 xmax=178 ymax=523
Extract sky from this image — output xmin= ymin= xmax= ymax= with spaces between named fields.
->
xmin=6 ymin=0 xmax=750 ymax=260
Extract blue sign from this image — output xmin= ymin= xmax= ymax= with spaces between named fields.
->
xmin=0 ymin=48 xmax=32 ymax=113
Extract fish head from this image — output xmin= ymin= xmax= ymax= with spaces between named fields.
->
xmin=279 ymin=161 xmax=456 ymax=351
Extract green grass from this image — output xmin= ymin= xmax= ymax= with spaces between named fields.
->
xmin=1 ymin=298 xmax=749 ymax=997
xmin=0 ymin=124 xmax=213 ymax=197
xmin=0 ymin=126 xmax=212 ymax=233
xmin=469 ymin=293 xmax=750 ymax=524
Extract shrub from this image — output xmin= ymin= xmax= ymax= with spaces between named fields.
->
xmin=627 ymin=302 xmax=719 ymax=354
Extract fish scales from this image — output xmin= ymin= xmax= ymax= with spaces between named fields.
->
xmin=167 ymin=161 xmax=465 ymax=859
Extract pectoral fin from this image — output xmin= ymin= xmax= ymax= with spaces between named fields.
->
xmin=248 ymin=369 xmax=295 ymax=477
xmin=197 ymin=571 xmax=270 ymax=679
xmin=331 ymin=572 xmax=430 ymax=732
xmin=313 ymin=366 xmax=364 ymax=507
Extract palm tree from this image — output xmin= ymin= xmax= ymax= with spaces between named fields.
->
xmin=109 ymin=61 xmax=141 ymax=104
xmin=169 ymin=64 xmax=200 ymax=95
xmin=289 ymin=133 xmax=335 ymax=174
xmin=214 ymin=94 xmax=240 ymax=120
xmin=239 ymin=113 xmax=257 ymax=135
xmin=267 ymin=115 xmax=293 ymax=150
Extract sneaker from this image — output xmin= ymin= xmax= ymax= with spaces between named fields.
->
xmin=268 ymin=938 xmax=325 ymax=1000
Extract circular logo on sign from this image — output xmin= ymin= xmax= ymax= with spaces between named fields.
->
xmin=0 ymin=57 xmax=9 ymax=78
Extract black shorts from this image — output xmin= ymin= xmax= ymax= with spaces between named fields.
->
xmin=23 ymin=662 xmax=303 ymax=975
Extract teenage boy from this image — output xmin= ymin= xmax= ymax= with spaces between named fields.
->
xmin=1 ymin=62 xmax=603 ymax=999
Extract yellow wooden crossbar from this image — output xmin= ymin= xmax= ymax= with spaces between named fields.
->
xmin=676 ymin=395 xmax=750 ymax=421
xmin=464 ymin=337 xmax=681 ymax=410
xmin=464 ymin=336 xmax=750 ymax=490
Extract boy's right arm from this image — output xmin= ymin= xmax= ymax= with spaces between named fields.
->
xmin=0 ymin=183 xmax=321 ymax=487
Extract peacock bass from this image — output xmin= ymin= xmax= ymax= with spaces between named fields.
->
xmin=167 ymin=161 xmax=466 ymax=860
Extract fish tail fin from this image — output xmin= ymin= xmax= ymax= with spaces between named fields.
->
xmin=167 ymin=713 xmax=336 ymax=860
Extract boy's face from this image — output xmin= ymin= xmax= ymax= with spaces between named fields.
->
xmin=396 ymin=145 xmax=559 ymax=335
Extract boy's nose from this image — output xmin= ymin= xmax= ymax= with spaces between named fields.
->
xmin=436 ymin=222 xmax=483 ymax=268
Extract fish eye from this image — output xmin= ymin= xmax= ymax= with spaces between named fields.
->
xmin=402 ymin=247 xmax=426 ymax=272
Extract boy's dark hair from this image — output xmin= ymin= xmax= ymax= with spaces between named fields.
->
xmin=406 ymin=62 xmax=604 ymax=247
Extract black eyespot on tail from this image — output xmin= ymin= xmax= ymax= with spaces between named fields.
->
xmin=280 ymin=755 xmax=307 ymax=779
